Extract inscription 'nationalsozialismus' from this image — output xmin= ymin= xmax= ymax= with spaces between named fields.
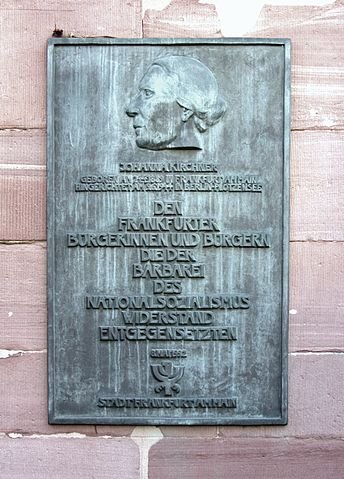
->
xmin=86 ymin=294 xmax=250 ymax=310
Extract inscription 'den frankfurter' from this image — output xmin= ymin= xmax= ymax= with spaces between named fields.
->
xmin=48 ymin=38 xmax=290 ymax=425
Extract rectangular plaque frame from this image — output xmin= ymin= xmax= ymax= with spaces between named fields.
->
xmin=48 ymin=38 xmax=290 ymax=425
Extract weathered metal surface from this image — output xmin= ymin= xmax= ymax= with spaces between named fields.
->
xmin=47 ymin=38 xmax=290 ymax=425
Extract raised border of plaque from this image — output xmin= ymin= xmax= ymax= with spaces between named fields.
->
xmin=48 ymin=38 xmax=290 ymax=425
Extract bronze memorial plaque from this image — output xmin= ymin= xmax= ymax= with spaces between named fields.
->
xmin=48 ymin=38 xmax=290 ymax=425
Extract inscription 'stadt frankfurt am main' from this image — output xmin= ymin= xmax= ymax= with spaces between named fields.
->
xmin=48 ymin=38 xmax=290 ymax=425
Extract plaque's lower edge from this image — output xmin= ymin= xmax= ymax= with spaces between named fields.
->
xmin=48 ymin=415 xmax=288 ymax=426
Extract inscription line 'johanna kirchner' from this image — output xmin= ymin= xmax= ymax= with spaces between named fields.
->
xmin=118 ymin=162 xmax=218 ymax=172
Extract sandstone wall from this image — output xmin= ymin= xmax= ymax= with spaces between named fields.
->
xmin=0 ymin=1 xmax=343 ymax=477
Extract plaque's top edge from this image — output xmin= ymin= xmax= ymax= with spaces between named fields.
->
xmin=48 ymin=37 xmax=291 ymax=46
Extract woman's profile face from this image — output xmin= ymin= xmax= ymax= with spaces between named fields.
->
xmin=126 ymin=65 xmax=183 ymax=150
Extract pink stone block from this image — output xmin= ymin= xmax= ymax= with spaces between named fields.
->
xmin=290 ymin=131 xmax=344 ymax=242
xmin=0 ymin=168 xmax=46 ymax=240
xmin=0 ymin=129 xmax=46 ymax=166
xmin=0 ymin=436 xmax=139 ymax=478
xmin=289 ymin=242 xmax=344 ymax=352
xmin=0 ymin=129 xmax=46 ymax=240
xmin=149 ymin=437 xmax=344 ymax=479
xmin=251 ymin=3 xmax=344 ymax=130
xmin=0 ymin=244 xmax=46 ymax=350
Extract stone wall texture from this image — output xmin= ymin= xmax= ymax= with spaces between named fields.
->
xmin=0 ymin=1 xmax=343 ymax=477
